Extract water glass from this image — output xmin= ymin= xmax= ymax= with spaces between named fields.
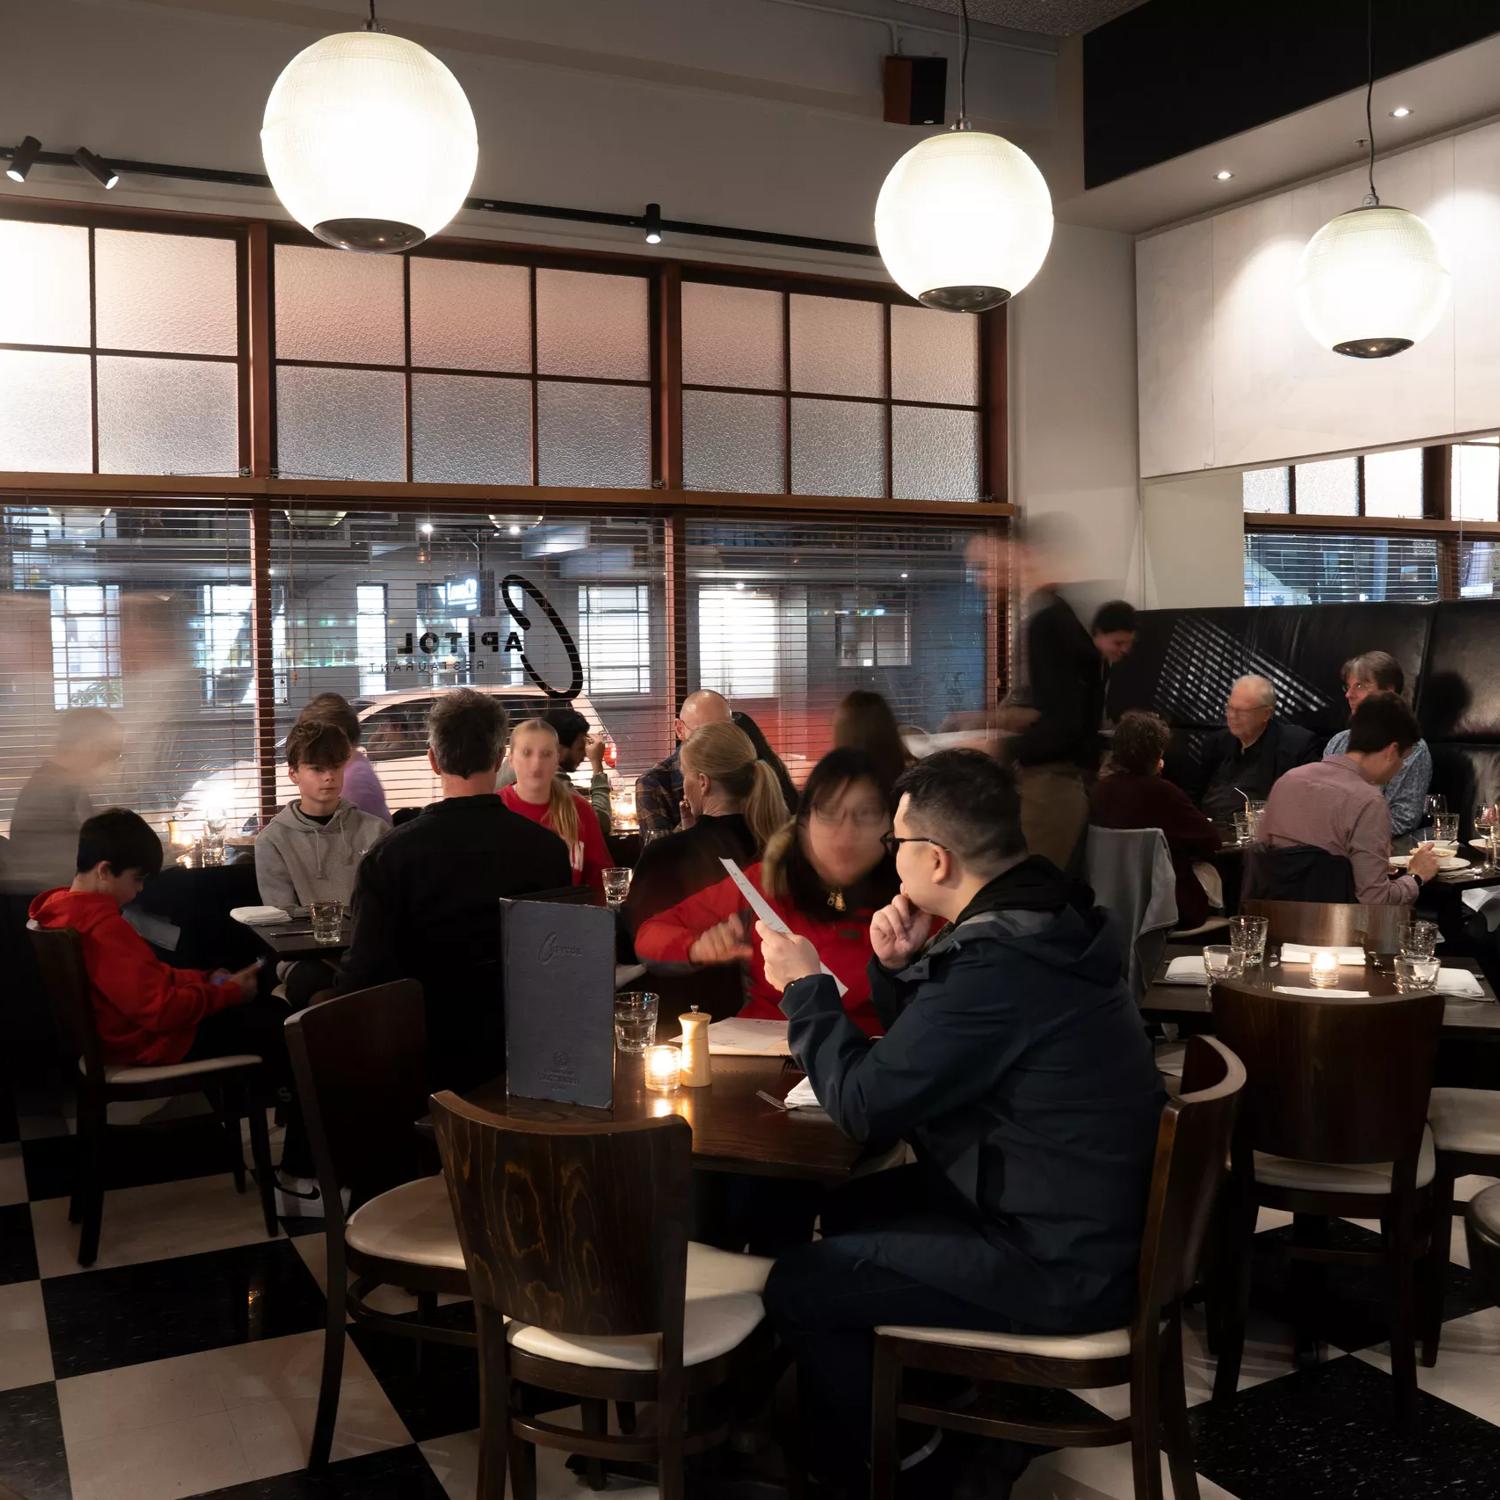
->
xmin=602 ymin=866 xmax=633 ymax=908
xmin=1229 ymin=914 xmax=1269 ymax=968
xmin=309 ymin=900 xmax=344 ymax=945
xmin=1231 ymin=813 xmax=1251 ymax=846
xmin=201 ymin=817 xmax=227 ymax=868
xmin=1393 ymin=954 xmax=1440 ymax=994
xmin=613 ymin=991 xmax=659 ymax=1054
xmin=1431 ymin=813 xmax=1459 ymax=854
xmin=1203 ymin=945 xmax=1242 ymax=986
xmin=1399 ymin=919 xmax=1438 ymax=960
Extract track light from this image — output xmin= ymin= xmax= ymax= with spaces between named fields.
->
xmin=73 ymin=147 xmax=119 ymax=189
xmin=643 ymin=202 xmax=662 ymax=245
xmin=6 ymin=136 xmax=41 ymax=183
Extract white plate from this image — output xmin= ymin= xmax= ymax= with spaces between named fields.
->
xmin=1470 ymin=838 xmax=1497 ymax=852
xmin=1391 ymin=854 xmax=1469 ymax=872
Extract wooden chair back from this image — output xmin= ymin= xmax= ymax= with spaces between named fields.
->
xmin=1211 ymin=981 xmax=1441 ymax=1168
xmin=27 ymin=925 xmax=103 ymax=1079
xmin=1242 ymin=899 xmax=1410 ymax=953
xmin=431 ymin=1090 xmax=691 ymax=1355
xmin=284 ymin=980 xmax=428 ymax=1217
xmin=1135 ymin=1036 xmax=1245 ymax=1321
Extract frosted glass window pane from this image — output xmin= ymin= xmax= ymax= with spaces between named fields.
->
xmin=412 ymin=374 xmax=531 ymax=484
xmin=891 ymin=304 xmax=978 ymax=406
xmin=274 ymin=245 xmax=404 ymax=364
xmin=791 ymin=398 xmax=885 ymax=498
xmin=683 ymin=391 xmax=784 ymax=493
xmin=892 ymin=405 xmax=980 ymax=501
xmin=98 ymin=357 xmax=238 ymax=476
xmin=1454 ymin=441 xmax=1500 ymax=523
xmin=95 ymin=231 xmax=237 ymax=356
xmin=0 ymin=222 xmax=90 ymax=347
xmin=537 ymin=381 xmax=649 ymax=487
xmin=1294 ymin=457 xmax=1357 ymax=516
xmin=789 ymin=294 xmax=883 ymax=398
xmin=536 ymin=270 xmax=648 ymax=380
xmin=276 ymin=366 xmax=405 ymax=481
xmin=410 ymin=258 xmax=530 ymax=372
xmin=1242 ymin=467 xmax=1290 ymax=513
xmin=0 ymin=351 xmax=92 ymax=470
xmin=682 ymin=283 xmax=783 ymax=389
xmin=1363 ymin=448 xmax=1424 ymax=519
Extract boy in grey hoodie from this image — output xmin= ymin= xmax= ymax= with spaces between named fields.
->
xmin=255 ymin=719 xmax=386 ymax=1004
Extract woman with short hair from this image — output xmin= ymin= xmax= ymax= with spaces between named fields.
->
xmin=1322 ymin=651 xmax=1432 ymax=837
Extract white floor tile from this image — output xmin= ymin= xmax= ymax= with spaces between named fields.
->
xmin=0 ymin=1279 xmax=54 ymax=1391
xmin=1013 ymin=1442 xmax=1238 ymax=1500
xmin=30 ymin=1170 xmax=277 ymax=1277
xmin=1356 ymin=1304 xmax=1500 ymax=1424
xmin=419 ymin=1417 xmax=659 ymax=1500
xmin=65 ymin=1407 xmax=252 ymax=1500
xmin=0 ymin=1142 xmax=26 ymax=1207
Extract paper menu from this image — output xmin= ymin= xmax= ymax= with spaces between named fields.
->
xmin=688 ymin=1017 xmax=793 ymax=1056
xmin=719 ymin=857 xmax=849 ymax=997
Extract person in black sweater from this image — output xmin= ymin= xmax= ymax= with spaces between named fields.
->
xmin=1197 ymin=674 xmax=1319 ymax=823
xmin=333 ymin=689 xmax=569 ymax=1092
xmin=625 ymin=721 xmax=789 ymax=1016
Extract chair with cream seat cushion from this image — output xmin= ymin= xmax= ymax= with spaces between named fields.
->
xmin=1465 ymin=1183 xmax=1500 ymax=1305
xmin=1210 ymin=982 xmax=1442 ymax=1429
xmin=431 ymin=1092 xmax=776 ymax=1500
xmin=30 ymin=923 xmax=277 ymax=1268
xmin=871 ymin=1036 xmax=1245 ymax=1500
xmin=1419 ymin=1089 xmax=1500 ymax=1366
xmin=285 ymin=981 xmax=472 ymax=1471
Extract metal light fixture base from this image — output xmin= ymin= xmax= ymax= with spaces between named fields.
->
xmin=313 ymin=217 xmax=426 ymax=253
xmin=919 ymin=284 xmax=1010 ymax=313
xmin=1331 ymin=335 xmax=1414 ymax=359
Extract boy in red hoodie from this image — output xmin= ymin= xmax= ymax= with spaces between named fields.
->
xmin=29 ymin=807 xmax=311 ymax=1184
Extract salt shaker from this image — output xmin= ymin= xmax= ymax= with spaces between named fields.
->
xmin=679 ymin=1006 xmax=712 ymax=1087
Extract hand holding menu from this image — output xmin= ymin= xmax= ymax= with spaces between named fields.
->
xmin=719 ymin=857 xmax=849 ymax=997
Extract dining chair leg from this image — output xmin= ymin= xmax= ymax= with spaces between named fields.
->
xmin=1160 ymin=1312 xmax=1200 ymax=1500
xmin=1386 ymin=1208 xmax=1420 ymax=1432
xmin=75 ymin=1092 xmax=107 ymax=1268
xmin=308 ymin=1241 xmax=348 ymax=1469
xmin=1130 ymin=1333 xmax=1166 ymax=1500
xmin=869 ymin=1338 xmax=902 ymax=1500
xmin=580 ymin=1399 xmax=608 ymax=1490
xmin=1289 ymin=1214 xmax=1326 ymax=1366
xmin=1211 ymin=1190 xmax=1255 ymax=1406
xmin=215 ymin=1084 xmax=247 ymax=1194
xmin=1420 ymin=1171 xmax=1456 ymax=1367
xmin=244 ymin=1091 xmax=277 ymax=1237
xmin=476 ymin=1305 xmax=512 ymax=1500
xmin=657 ymin=1366 xmax=686 ymax=1500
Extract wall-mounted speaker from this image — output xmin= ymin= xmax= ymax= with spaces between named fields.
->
xmin=883 ymin=55 xmax=948 ymax=126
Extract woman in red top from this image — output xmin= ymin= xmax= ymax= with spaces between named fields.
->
xmin=499 ymin=717 xmax=611 ymax=893
xmin=635 ymin=748 xmax=903 ymax=1036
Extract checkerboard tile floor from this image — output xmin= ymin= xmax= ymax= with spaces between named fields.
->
xmin=2 ymin=1076 xmax=1498 ymax=1500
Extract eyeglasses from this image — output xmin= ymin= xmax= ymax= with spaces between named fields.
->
xmin=880 ymin=832 xmax=948 ymax=855
xmin=811 ymin=806 xmax=890 ymax=831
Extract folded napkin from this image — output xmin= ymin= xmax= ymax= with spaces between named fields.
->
xmin=1435 ymin=967 xmax=1486 ymax=998
xmin=783 ymin=1076 xmax=823 ymax=1110
xmin=1281 ymin=943 xmax=1365 ymax=966
xmin=1163 ymin=955 xmax=1208 ymax=985
xmin=1274 ymin=985 xmax=1371 ymax=998
xmin=229 ymin=905 xmax=291 ymax=926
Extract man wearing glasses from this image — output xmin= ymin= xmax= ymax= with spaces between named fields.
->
xmin=1198 ymin=673 xmax=1318 ymax=823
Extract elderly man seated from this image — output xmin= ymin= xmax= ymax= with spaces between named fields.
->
xmin=1198 ymin=673 xmax=1318 ymax=823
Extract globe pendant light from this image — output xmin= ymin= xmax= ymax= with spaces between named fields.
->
xmin=874 ymin=0 xmax=1052 ymax=312
xmin=261 ymin=1 xmax=477 ymax=253
xmin=1295 ymin=2 xmax=1450 ymax=358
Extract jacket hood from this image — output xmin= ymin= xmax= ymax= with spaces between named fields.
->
xmin=28 ymin=887 xmax=120 ymax=935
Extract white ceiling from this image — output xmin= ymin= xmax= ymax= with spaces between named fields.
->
xmin=896 ymin=0 xmax=1144 ymax=38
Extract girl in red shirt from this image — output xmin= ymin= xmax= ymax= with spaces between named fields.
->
xmin=635 ymin=748 xmax=909 ymax=1036
xmin=500 ymin=717 xmax=611 ymax=893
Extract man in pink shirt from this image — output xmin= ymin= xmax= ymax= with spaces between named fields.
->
xmin=1254 ymin=692 xmax=1439 ymax=905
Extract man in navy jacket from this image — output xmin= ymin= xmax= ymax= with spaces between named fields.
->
xmin=759 ymin=750 xmax=1164 ymax=1496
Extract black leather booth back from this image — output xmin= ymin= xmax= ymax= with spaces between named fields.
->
xmin=1108 ymin=601 xmax=1500 ymax=833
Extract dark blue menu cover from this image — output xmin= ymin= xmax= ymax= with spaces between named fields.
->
xmin=501 ymin=897 xmax=615 ymax=1107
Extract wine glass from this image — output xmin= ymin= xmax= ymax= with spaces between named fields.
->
xmin=1477 ymin=803 xmax=1500 ymax=876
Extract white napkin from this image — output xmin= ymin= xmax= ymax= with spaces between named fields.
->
xmin=1274 ymin=985 xmax=1371 ymax=998
xmin=1281 ymin=943 xmax=1365 ymax=966
xmin=1435 ymin=968 xmax=1486 ymax=998
xmin=1163 ymin=955 xmax=1208 ymax=985
xmin=229 ymin=905 xmax=291 ymax=926
xmin=783 ymin=1076 xmax=823 ymax=1110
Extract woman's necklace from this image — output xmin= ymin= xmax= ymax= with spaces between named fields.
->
xmin=826 ymin=887 xmax=846 ymax=913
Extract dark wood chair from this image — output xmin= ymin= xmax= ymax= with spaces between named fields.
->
xmin=1242 ymin=899 xmax=1411 ymax=954
xmin=1465 ymin=1184 xmax=1500 ymax=1303
xmin=1210 ymin=982 xmax=1442 ymax=1427
xmin=1242 ymin=845 xmax=1356 ymax=903
xmin=27 ymin=923 xmax=276 ymax=1268
xmin=430 ymin=1091 xmax=775 ymax=1500
xmin=284 ymin=980 xmax=473 ymax=1469
xmin=870 ymin=1035 xmax=1246 ymax=1500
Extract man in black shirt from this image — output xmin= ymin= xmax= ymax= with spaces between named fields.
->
xmin=1199 ymin=673 xmax=1318 ymax=823
xmin=334 ymin=689 xmax=570 ymax=1091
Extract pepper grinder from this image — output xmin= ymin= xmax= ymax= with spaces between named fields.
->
xmin=679 ymin=1006 xmax=712 ymax=1087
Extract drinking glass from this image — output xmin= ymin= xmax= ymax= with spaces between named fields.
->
xmin=202 ymin=817 xmax=227 ymax=868
xmin=1425 ymin=793 xmax=1448 ymax=822
xmin=1393 ymin=954 xmax=1440 ymax=994
xmin=1399 ymin=919 xmax=1438 ymax=960
xmin=1232 ymin=812 xmax=1251 ymax=847
xmin=1202 ymin=945 xmax=1242 ymax=998
xmin=602 ymin=866 xmax=633 ymax=908
xmin=1229 ymin=914 xmax=1268 ymax=968
xmin=1477 ymin=804 xmax=1500 ymax=875
xmin=613 ymin=991 xmax=660 ymax=1054
xmin=1431 ymin=813 xmax=1459 ymax=855
xmin=309 ymin=900 xmax=344 ymax=945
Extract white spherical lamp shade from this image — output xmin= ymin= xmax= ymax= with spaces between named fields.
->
xmin=1295 ymin=204 xmax=1450 ymax=358
xmin=875 ymin=129 xmax=1053 ymax=312
xmin=261 ymin=30 xmax=478 ymax=253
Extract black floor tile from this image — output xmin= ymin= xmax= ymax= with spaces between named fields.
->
xmin=186 ymin=1444 xmax=446 ymax=1498
xmin=349 ymin=1315 xmax=479 ymax=1444
xmin=1190 ymin=1354 xmax=1500 ymax=1498
xmin=0 ymin=1380 xmax=72 ymax=1500
xmin=0 ymin=1202 xmax=38 ymax=1285
xmin=42 ymin=1237 xmax=325 ymax=1379
xmin=21 ymin=1113 xmax=246 ymax=1203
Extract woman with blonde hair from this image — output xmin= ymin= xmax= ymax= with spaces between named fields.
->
xmin=499 ymin=717 xmax=611 ymax=892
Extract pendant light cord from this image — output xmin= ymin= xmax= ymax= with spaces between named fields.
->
xmin=365 ymin=0 xmax=380 ymax=33
xmin=957 ymin=0 xmax=971 ymax=128
xmin=1364 ymin=0 xmax=1379 ymax=205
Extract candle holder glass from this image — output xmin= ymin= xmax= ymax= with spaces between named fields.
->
xmin=644 ymin=1044 xmax=681 ymax=1094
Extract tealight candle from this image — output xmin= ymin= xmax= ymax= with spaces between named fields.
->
xmin=1309 ymin=950 xmax=1340 ymax=989
xmin=644 ymin=1044 xmax=681 ymax=1094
